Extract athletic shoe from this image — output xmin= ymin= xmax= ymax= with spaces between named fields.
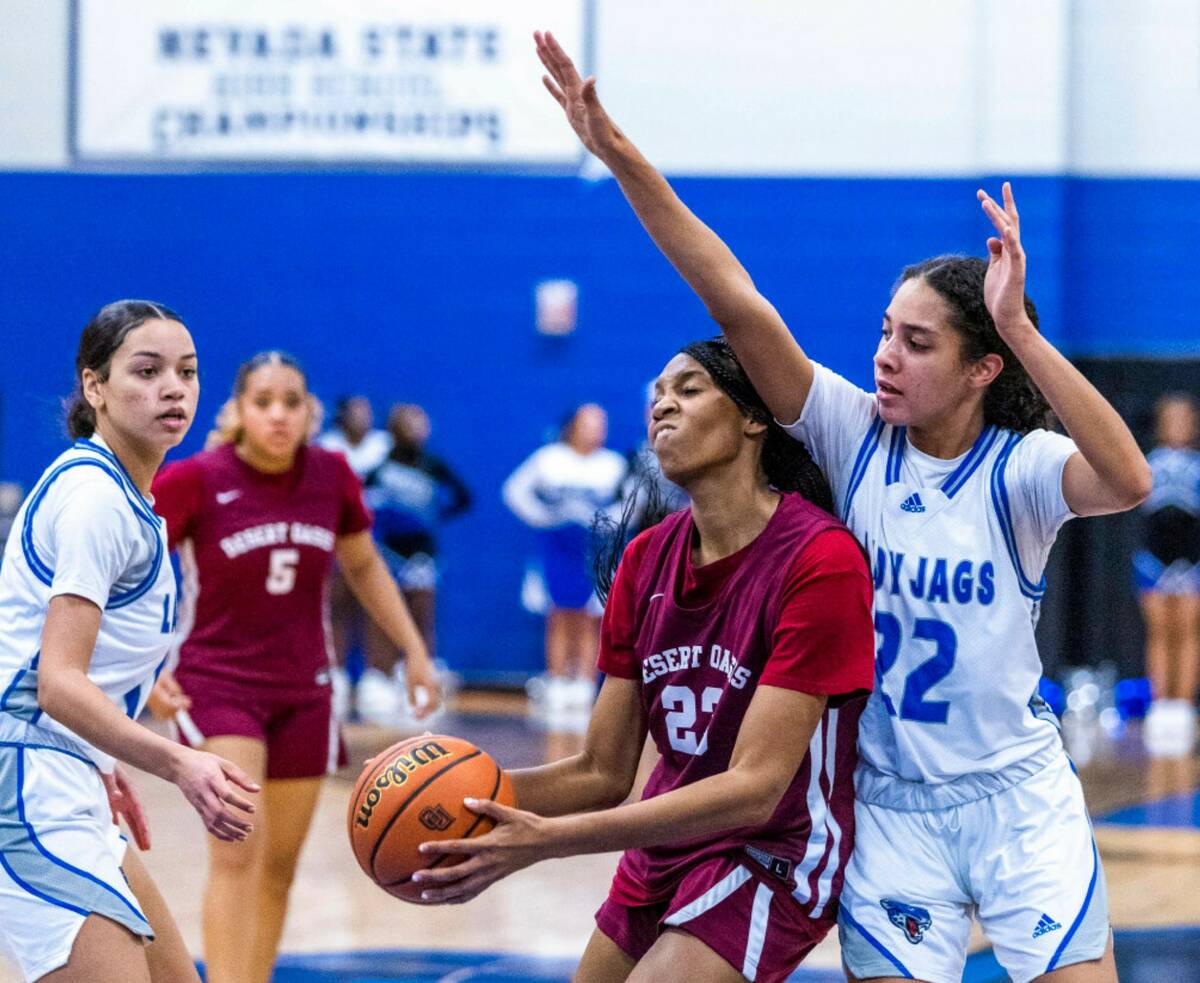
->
xmin=357 ymin=667 xmax=402 ymax=724
xmin=331 ymin=666 xmax=351 ymax=721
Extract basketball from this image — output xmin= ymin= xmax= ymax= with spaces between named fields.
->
xmin=347 ymin=734 xmax=516 ymax=902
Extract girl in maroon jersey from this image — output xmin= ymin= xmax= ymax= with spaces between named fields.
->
xmin=148 ymin=351 xmax=440 ymax=983
xmin=415 ymin=339 xmax=875 ymax=983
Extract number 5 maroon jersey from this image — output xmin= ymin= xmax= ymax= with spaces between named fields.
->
xmin=152 ymin=442 xmax=372 ymax=696
xmin=598 ymin=493 xmax=874 ymax=922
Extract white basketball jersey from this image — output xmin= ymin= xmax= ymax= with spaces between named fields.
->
xmin=0 ymin=436 xmax=176 ymax=771
xmin=785 ymin=364 xmax=1077 ymax=786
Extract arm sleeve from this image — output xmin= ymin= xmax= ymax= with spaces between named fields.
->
xmin=335 ymin=455 xmax=374 ymax=535
xmin=596 ymin=530 xmax=655 ymax=680
xmin=760 ymin=528 xmax=876 ymax=697
xmin=501 ymin=447 xmax=557 ymax=528
xmin=151 ymin=456 xmax=204 ymax=551
xmin=779 ymin=361 xmax=878 ymax=483
xmin=47 ymin=475 xmax=139 ymax=609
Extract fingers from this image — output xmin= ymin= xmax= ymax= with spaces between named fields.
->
xmin=121 ymin=775 xmax=153 ymax=851
xmin=412 ymin=854 xmax=484 ymax=885
xmin=462 ymin=796 xmax=513 ymax=821
xmin=542 ymin=75 xmax=566 ymax=108
xmin=536 ymin=30 xmax=583 ymax=93
xmin=418 ymin=836 xmax=480 ymax=859
xmin=416 ymin=869 xmax=497 ymax=904
xmin=219 ymin=758 xmax=262 ymax=796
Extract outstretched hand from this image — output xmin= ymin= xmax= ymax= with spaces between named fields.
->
xmin=534 ymin=30 xmax=625 ymax=160
xmin=173 ymin=749 xmax=259 ymax=842
xmin=977 ymin=181 xmax=1033 ymax=337
xmin=410 ymin=797 xmax=556 ymax=904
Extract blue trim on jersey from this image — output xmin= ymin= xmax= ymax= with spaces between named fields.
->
xmin=14 ymin=747 xmax=148 ymax=927
xmin=885 ymin=426 xmax=906 ymax=485
xmin=0 ymin=849 xmax=90 ymax=918
xmin=1046 ymin=839 xmax=1100 ymax=973
xmin=843 ymin=416 xmax=886 ymax=518
xmin=942 ymin=426 xmax=1000 ymax=498
xmin=75 ymin=440 xmax=161 ymax=525
xmin=0 ymin=742 xmax=94 ymax=769
xmin=990 ymin=432 xmax=1047 ymax=601
xmin=0 ymin=651 xmax=36 ymax=714
xmin=840 ymin=906 xmax=914 ymax=978
xmin=20 ymin=451 xmax=164 ymax=610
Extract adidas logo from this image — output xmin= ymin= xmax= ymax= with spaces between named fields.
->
xmin=1032 ymin=913 xmax=1062 ymax=938
xmin=900 ymin=493 xmax=926 ymax=513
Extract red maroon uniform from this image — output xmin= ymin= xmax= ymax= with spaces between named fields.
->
xmin=152 ymin=443 xmax=372 ymax=778
xmin=596 ymin=493 xmax=874 ymax=982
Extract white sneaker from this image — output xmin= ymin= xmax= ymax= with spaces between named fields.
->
xmin=525 ymin=673 xmax=551 ymax=706
xmin=566 ymin=677 xmax=596 ymax=708
xmin=331 ymin=666 xmax=351 ymax=721
xmin=357 ymin=667 xmax=402 ymax=724
xmin=545 ymin=675 xmax=574 ymax=711
xmin=1144 ymin=699 xmax=1197 ymax=757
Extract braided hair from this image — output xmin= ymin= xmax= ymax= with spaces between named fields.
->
xmin=593 ymin=338 xmax=833 ymax=602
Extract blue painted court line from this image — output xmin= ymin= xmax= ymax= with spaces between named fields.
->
xmin=1099 ymin=790 xmax=1200 ymax=828
xmin=246 ymin=926 xmax=1200 ymax=983
xmin=232 ymin=947 xmax=1006 ymax=983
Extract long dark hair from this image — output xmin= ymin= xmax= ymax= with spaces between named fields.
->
xmin=65 ymin=300 xmax=185 ymax=439
xmin=897 ymin=255 xmax=1050 ymax=433
xmin=593 ymin=338 xmax=833 ymax=602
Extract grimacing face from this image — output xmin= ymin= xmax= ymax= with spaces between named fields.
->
xmin=82 ymin=318 xmax=198 ymax=453
xmin=238 ymin=363 xmax=311 ymax=463
xmin=648 ymin=354 xmax=764 ymax=486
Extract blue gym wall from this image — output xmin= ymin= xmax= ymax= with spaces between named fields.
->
xmin=0 ymin=172 xmax=1195 ymax=680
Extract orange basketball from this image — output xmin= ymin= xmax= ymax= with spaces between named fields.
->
xmin=346 ymin=734 xmax=516 ymax=903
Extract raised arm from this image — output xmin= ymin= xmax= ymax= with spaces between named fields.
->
xmin=977 ymin=183 xmax=1152 ymax=515
xmin=535 ymin=30 xmax=814 ymax=424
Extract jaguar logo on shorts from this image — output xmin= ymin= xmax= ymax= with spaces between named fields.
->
xmin=880 ymin=898 xmax=933 ymax=944
xmin=419 ymin=805 xmax=455 ymax=831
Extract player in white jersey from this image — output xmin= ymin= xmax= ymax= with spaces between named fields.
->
xmin=0 ymin=301 xmax=259 ymax=983
xmin=528 ymin=31 xmax=1151 ymax=983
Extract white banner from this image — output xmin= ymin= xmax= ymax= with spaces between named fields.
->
xmin=72 ymin=0 xmax=587 ymax=165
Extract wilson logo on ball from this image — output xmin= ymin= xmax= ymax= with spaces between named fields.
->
xmin=418 ymin=805 xmax=455 ymax=831
xmin=354 ymin=740 xmax=452 ymax=829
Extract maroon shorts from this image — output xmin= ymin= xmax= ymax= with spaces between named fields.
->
xmin=173 ymin=676 xmax=348 ymax=780
xmin=595 ymin=854 xmax=829 ymax=983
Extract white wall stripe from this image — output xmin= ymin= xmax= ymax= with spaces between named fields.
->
xmin=791 ymin=716 xmax=829 ymax=905
xmin=742 ymin=881 xmax=773 ymax=981
xmin=663 ymin=865 xmax=751 ymax=926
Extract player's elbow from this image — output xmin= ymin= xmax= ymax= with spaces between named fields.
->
xmin=1122 ymin=459 xmax=1153 ymax=510
xmin=36 ymin=671 xmax=73 ymax=721
xmin=729 ymin=768 xmax=789 ymax=827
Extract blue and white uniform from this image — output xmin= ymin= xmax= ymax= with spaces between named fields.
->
xmin=785 ymin=364 xmax=1109 ymax=983
xmin=1133 ymin=446 xmax=1200 ymax=595
xmin=502 ymin=442 xmax=627 ymax=614
xmin=0 ymin=435 xmax=175 ymax=981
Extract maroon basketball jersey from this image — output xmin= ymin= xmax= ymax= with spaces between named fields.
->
xmin=153 ymin=443 xmax=371 ymax=696
xmin=611 ymin=494 xmax=867 ymax=920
